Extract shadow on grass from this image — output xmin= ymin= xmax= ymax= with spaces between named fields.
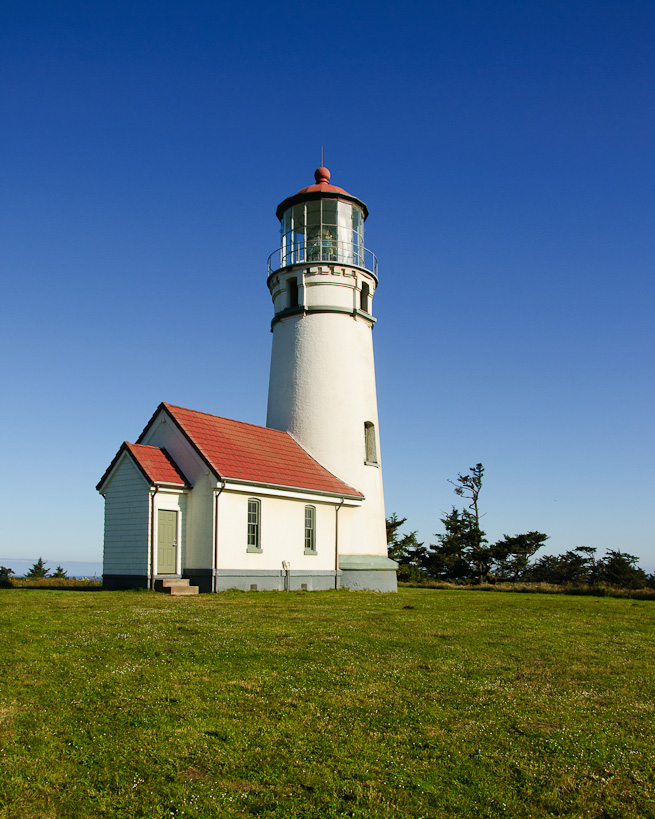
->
xmin=0 ymin=582 xmax=104 ymax=592
xmin=398 ymin=580 xmax=655 ymax=601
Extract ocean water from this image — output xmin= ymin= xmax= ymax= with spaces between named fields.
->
xmin=0 ymin=558 xmax=103 ymax=579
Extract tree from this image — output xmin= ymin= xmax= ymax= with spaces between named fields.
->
xmin=51 ymin=565 xmax=68 ymax=579
xmin=491 ymin=532 xmax=548 ymax=581
xmin=0 ymin=566 xmax=14 ymax=588
xmin=449 ymin=463 xmax=484 ymax=527
xmin=424 ymin=464 xmax=491 ymax=583
xmin=386 ymin=513 xmax=407 ymax=549
xmin=450 ymin=463 xmax=491 ymax=583
xmin=522 ymin=547 xmax=649 ymax=589
xmin=597 ymin=550 xmax=648 ymax=589
xmin=522 ymin=547 xmax=598 ymax=585
xmin=425 ymin=507 xmax=484 ymax=582
xmin=387 ymin=514 xmax=428 ymax=582
xmin=26 ymin=558 xmax=49 ymax=579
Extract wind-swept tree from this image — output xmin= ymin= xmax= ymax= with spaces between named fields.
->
xmin=597 ymin=549 xmax=648 ymax=589
xmin=450 ymin=463 xmax=491 ymax=583
xmin=423 ymin=464 xmax=491 ymax=583
xmin=523 ymin=547 xmax=597 ymax=584
xmin=425 ymin=507 xmax=484 ymax=581
xmin=491 ymin=532 xmax=549 ymax=581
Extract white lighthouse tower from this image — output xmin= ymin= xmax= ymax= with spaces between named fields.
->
xmin=266 ymin=166 xmax=397 ymax=591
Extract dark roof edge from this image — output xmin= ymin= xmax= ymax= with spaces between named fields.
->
xmin=134 ymin=402 xmax=363 ymax=498
xmin=151 ymin=446 xmax=191 ymax=488
xmin=97 ymin=441 xmax=155 ymax=492
xmin=222 ymin=476 xmax=364 ymax=500
xmin=96 ymin=441 xmax=190 ymax=492
xmin=97 ymin=441 xmax=132 ymax=492
xmin=136 ymin=402 xmax=223 ymax=481
xmin=276 ymin=189 xmax=369 ymax=221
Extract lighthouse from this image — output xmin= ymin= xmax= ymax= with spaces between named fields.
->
xmin=97 ymin=165 xmax=397 ymax=594
xmin=266 ymin=166 xmax=395 ymax=590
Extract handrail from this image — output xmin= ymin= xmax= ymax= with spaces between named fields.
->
xmin=267 ymin=241 xmax=378 ymax=279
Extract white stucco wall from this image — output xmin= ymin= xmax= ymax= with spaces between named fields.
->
xmin=266 ymin=264 xmax=387 ymax=557
xmin=270 ymin=266 xmax=368 ymax=313
xmin=101 ymin=454 xmax=150 ymax=576
xmin=215 ymin=489 xmax=342 ymax=573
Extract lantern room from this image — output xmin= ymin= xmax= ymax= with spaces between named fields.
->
xmin=268 ymin=167 xmax=377 ymax=277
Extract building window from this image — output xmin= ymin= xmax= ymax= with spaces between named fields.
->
xmin=360 ymin=281 xmax=370 ymax=313
xmin=364 ymin=422 xmax=378 ymax=465
xmin=247 ymin=498 xmax=261 ymax=552
xmin=304 ymin=505 xmax=316 ymax=554
xmin=288 ymin=277 xmax=299 ymax=308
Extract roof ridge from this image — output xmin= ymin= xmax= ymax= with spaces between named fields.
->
xmin=128 ymin=402 xmax=364 ymax=499
xmin=162 ymin=402 xmax=290 ymax=436
xmin=98 ymin=440 xmax=189 ymax=491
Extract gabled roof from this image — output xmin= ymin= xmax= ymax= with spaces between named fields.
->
xmin=138 ymin=402 xmax=363 ymax=499
xmin=96 ymin=441 xmax=190 ymax=492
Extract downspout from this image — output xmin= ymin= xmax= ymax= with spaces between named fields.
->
xmin=334 ymin=497 xmax=345 ymax=590
xmin=149 ymin=486 xmax=159 ymax=590
xmin=213 ymin=481 xmax=226 ymax=594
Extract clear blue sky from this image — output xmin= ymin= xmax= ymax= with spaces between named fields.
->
xmin=2 ymin=0 xmax=653 ymax=571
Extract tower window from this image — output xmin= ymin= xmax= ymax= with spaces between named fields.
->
xmin=364 ymin=422 xmax=378 ymax=465
xmin=287 ymin=278 xmax=299 ymax=308
xmin=360 ymin=282 xmax=370 ymax=313
xmin=304 ymin=505 xmax=316 ymax=554
xmin=247 ymin=498 xmax=261 ymax=552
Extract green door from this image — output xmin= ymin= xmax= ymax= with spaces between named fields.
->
xmin=157 ymin=510 xmax=178 ymax=574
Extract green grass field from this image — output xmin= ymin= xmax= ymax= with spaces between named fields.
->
xmin=1 ymin=588 xmax=653 ymax=818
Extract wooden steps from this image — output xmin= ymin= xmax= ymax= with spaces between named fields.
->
xmin=155 ymin=578 xmax=199 ymax=596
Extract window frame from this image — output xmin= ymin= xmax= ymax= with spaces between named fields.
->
xmin=304 ymin=505 xmax=317 ymax=555
xmin=287 ymin=276 xmax=299 ymax=308
xmin=364 ymin=421 xmax=378 ymax=466
xmin=360 ymin=281 xmax=370 ymax=313
xmin=247 ymin=498 xmax=262 ymax=553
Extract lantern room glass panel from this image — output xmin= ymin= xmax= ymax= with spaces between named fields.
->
xmin=279 ymin=199 xmax=366 ymax=267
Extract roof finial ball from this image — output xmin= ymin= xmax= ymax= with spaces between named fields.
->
xmin=314 ymin=166 xmax=331 ymax=184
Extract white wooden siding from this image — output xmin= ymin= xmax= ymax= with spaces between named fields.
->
xmin=102 ymin=455 xmax=150 ymax=575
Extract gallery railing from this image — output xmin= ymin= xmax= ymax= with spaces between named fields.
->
xmin=267 ymin=241 xmax=378 ymax=279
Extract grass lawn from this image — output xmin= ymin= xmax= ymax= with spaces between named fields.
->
xmin=1 ymin=588 xmax=653 ymax=818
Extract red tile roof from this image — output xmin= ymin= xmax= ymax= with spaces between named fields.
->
xmin=96 ymin=441 xmax=189 ymax=491
xmin=124 ymin=443 xmax=189 ymax=487
xmin=139 ymin=403 xmax=363 ymax=498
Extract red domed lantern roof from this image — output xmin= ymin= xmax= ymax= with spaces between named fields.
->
xmin=276 ymin=166 xmax=368 ymax=220
xmin=295 ymin=166 xmax=350 ymax=196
